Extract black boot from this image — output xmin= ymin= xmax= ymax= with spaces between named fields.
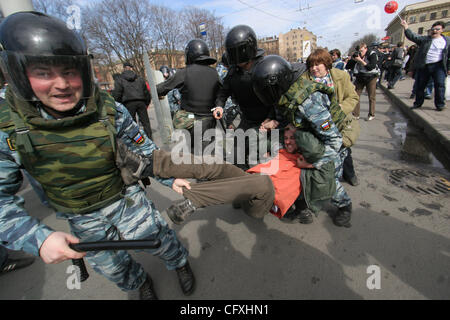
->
xmin=0 ymin=257 xmax=35 ymax=275
xmin=297 ymin=208 xmax=314 ymax=224
xmin=176 ymin=261 xmax=195 ymax=296
xmin=139 ymin=274 xmax=158 ymax=300
xmin=165 ymin=199 xmax=197 ymax=225
xmin=333 ymin=204 xmax=352 ymax=228
xmin=116 ymin=139 xmax=153 ymax=184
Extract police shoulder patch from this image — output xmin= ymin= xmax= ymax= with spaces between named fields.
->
xmin=320 ymin=120 xmax=331 ymax=131
xmin=6 ymin=138 xmax=16 ymax=151
xmin=133 ymin=132 xmax=145 ymax=144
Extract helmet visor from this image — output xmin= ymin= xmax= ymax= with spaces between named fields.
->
xmin=227 ymin=43 xmax=257 ymax=66
xmin=0 ymin=52 xmax=94 ymax=101
xmin=253 ymin=82 xmax=282 ymax=106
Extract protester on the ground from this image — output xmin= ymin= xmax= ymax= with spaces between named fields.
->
xmin=251 ymin=55 xmax=353 ymax=227
xmin=352 ymin=43 xmax=380 ymax=121
xmin=112 ymin=62 xmax=153 ymax=139
xmin=116 ymin=124 xmax=335 ymax=225
xmin=0 ymin=11 xmax=195 ymax=300
xmin=401 ymin=19 xmax=449 ymax=111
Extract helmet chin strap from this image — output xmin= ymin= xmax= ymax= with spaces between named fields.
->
xmin=37 ymin=98 xmax=86 ymax=119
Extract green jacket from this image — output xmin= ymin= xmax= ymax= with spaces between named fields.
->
xmin=0 ymin=88 xmax=124 ymax=214
xmin=294 ymin=130 xmax=335 ymax=213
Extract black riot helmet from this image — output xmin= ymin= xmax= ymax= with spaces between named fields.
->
xmin=225 ymin=25 xmax=258 ymax=66
xmin=184 ymin=39 xmax=216 ymax=65
xmin=251 ymin=55 xmax=294 ymax=106
xmin=0 ymin=11 xmax=94 ymax=101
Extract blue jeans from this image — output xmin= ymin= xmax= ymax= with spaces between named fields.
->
xmin=414 ymin=62 xmax=446 ymax=109
xmin=0 ymin=246 xmax=8 ymax=269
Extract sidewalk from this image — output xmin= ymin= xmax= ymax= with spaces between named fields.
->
xmin=380 ymin=76 xmax=450 ymax=167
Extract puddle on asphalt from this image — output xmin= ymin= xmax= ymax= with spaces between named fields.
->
xmin=392 ymin=121 xmax=446 ymax=170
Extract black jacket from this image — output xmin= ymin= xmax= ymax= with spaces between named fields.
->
xmin=215 ymin=49 xmax=276 ymax=126
xmin=112 ymin=70 xmax=151 ymax=105
xmin=156 ymin=63 xmax=221 ymax=115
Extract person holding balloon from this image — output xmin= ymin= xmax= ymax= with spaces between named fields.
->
xmin=399 ymin=18 xmax=449 ymax=111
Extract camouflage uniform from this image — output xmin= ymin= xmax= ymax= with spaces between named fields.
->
xmin=167 ymin=88 xmax=181 ymax=116
xmin=0 ymin=97 xmax=188 ymax=291
xmin=280 ymin=88 xmax=352 ymax=209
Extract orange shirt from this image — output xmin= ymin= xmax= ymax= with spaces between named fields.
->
xmin=247 ymin=149 xmax=302 ymax=218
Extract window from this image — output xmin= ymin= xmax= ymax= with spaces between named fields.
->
xmin=430 ymin=12 xmax=437 ymax=20
xmin=418 ymin=27 xmax=424 ymax=35
xmin=409 ymin=16 xmax=416 ymax=23
xmin=419 ymin=14 xmax=426 ymax=22
xmin=443 ymin=10 xmax=448 ymax=18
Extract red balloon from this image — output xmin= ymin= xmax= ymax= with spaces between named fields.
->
xmin=385 ymin=1 xmax=399 ymax=14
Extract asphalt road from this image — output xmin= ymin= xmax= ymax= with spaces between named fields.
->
xmin=1 ymin=87 xmax=449 ymax=300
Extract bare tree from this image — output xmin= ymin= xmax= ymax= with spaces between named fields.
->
xmin=148 ymin=5 xmax=185 ymax=69
xmin=82 ymin=0 xmax=156 ymax=78
xmin=182 ymin=6 xmax=227 ymax=61
xmin=32 ymin=0 xmax=75 ymax=19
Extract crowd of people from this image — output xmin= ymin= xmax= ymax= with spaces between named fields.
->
xmin=0 ymin=10 xmax=448 ymax=300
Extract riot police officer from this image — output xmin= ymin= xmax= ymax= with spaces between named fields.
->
xmin=157 ymin=39 xmax=221 ymax=155
xmin=214 ymin=25 xmax=279 ymax=132
xmin=0 ymin=11 xmax=195 ymax=299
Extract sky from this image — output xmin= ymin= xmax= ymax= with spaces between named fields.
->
xmin=156 ymin=0 xmax=425 ymax=53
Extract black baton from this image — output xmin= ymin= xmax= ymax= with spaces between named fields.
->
xmin=69 ymin=239 xmax=161 ymax=282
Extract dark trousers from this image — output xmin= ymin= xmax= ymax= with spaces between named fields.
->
xmin=343 ymin=148 xmax=356 ymax=180
xmin=414 ymin=62 xmax=446 ymax=109
xmin=412 ymin=73 xmax=433 ymax=96
xmin=124 ymin=101 xmax=152 ymax=139
xmin=388 ymin=66 xmax=402 ymax=88
xmin=153 ymin=150 xmax=275 ymax=218
xmin=188 ymin=116 xmax=217 ymax=156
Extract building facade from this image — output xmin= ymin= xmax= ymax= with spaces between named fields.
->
xmin=385 ymin=0 xmax=450 ymax=46
xmin=278 ymin=27 xmax=317 ymax=62
xmin=258 ymin=36 xmax=279 ymax=55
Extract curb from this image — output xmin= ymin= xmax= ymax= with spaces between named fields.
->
xmin=380 ymin=84 xmax=450 ymax=167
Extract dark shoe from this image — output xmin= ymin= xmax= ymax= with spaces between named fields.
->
xmin=232 ymin=201 xmax=242 ymax=209
xmin=279 ymin=206 xmax=300 ymax=224
xmin=176 ymin=261 xmax=195 ymax=296
xmin=409 ymin=93 xmax=415 ymax=99
xmin=345 ymin=175 xmax=360 ymax=186
xmin=165 ymin=199 xmax=197 ymax=225
xmin=436 ymin=106 xmax=446 ymax=111
xmin=411 ymin=104 xmax=422 ymax=110
xmin=333 ymin=204 xmax=352 ymax=228
xmin=387 ymin=86 xmax=394 ymax=89
xmin=139 ymin=274 xmax=158 ymax=300
xmin=297 ymin=208 xmax=314 ymax=224
xmin=424 ymin=95 xmax=432 ymax=100
xmin=1 ymin=257 xmax=35 ymax=274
